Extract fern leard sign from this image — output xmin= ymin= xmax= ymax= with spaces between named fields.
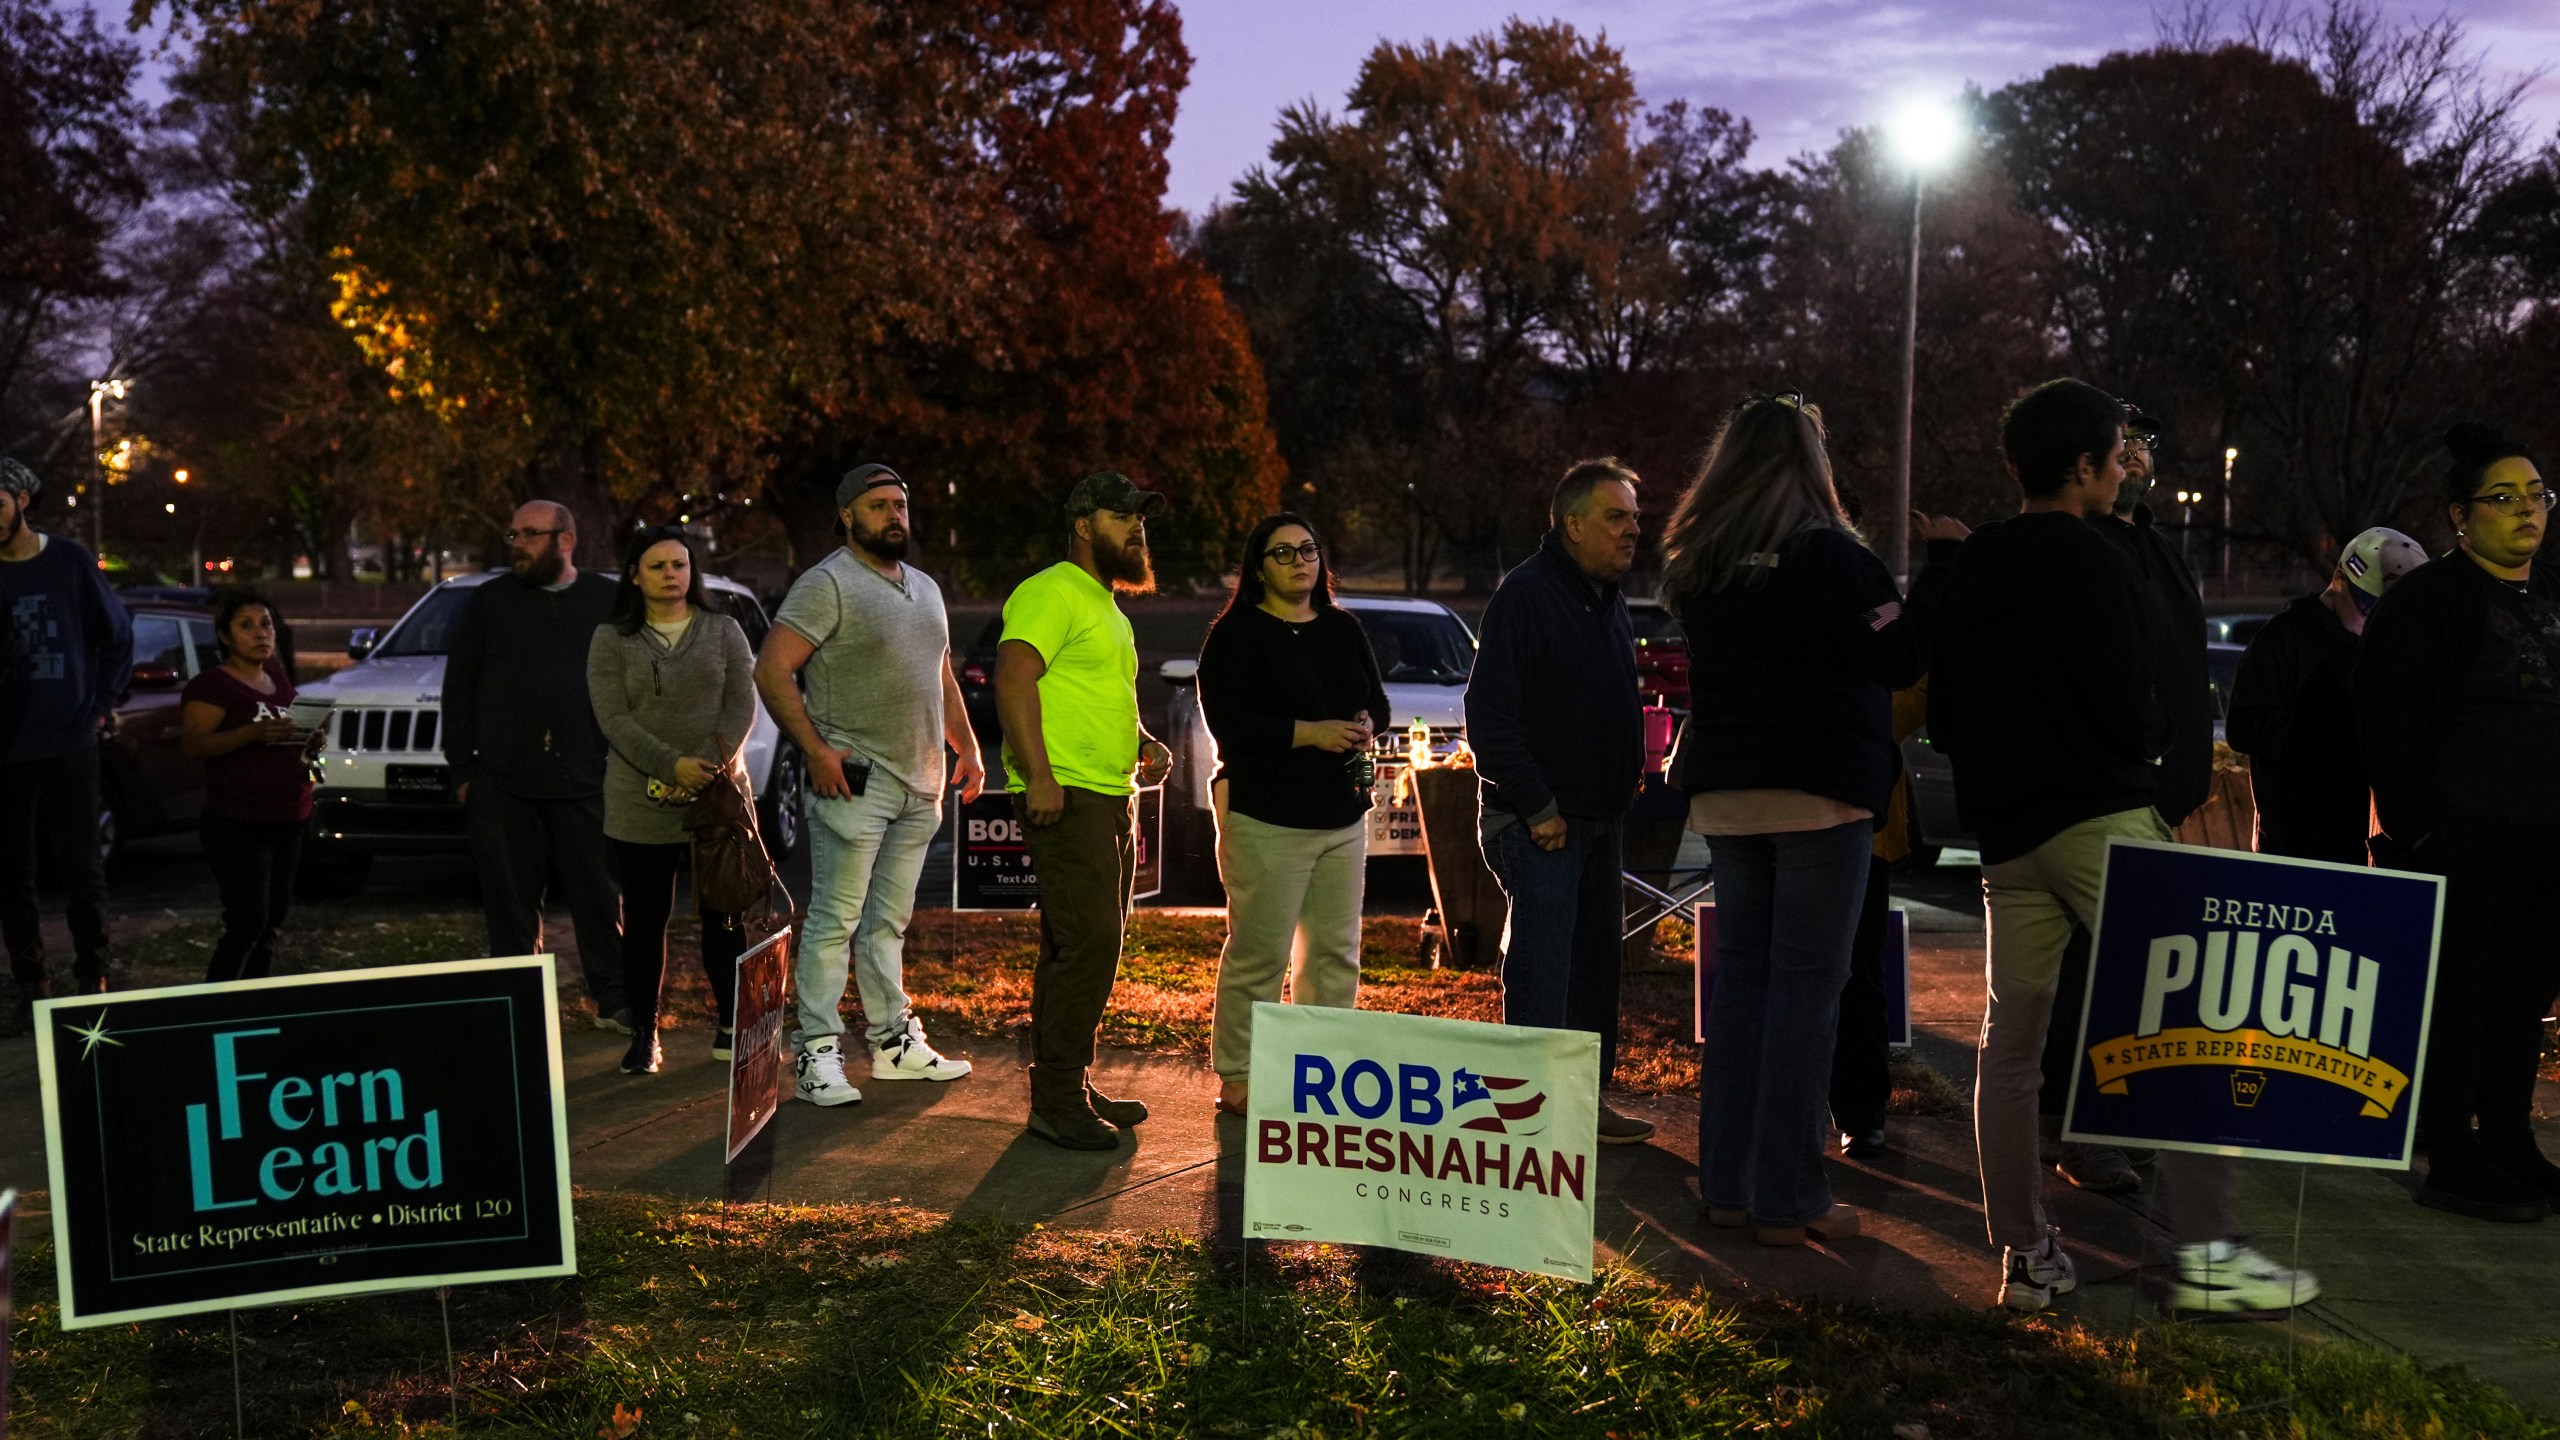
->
xmin=2062 ymin=841 xmax=2444 ymax=1168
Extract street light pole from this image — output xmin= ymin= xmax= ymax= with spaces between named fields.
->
xmin=87 ymin=378 xmax=128 ymax=562
xmin=2221 ymin=447 xmax=2238 ymax=592
xmin=1894 ymin=175 xmax=1922 ymax=585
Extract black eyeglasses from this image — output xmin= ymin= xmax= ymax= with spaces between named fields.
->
xmin=504 ymin=527 xmax=568 ymax=544
xmin=2465 ymin=489 xmax=2559 ymax=517
xmin=1263 ymin=541 xmax=1323 ymax=564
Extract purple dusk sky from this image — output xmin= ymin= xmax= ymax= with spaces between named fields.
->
xmin=1163 ymin=0 xmax=2560 ymax=219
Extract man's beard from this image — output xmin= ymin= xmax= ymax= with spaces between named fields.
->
xmin=1095 ymin=531 xmax=1154 ymax=594
xmin=851 ymin=519 xmax=909 ymax=562
xmin=512 ymin=548 xmax=566 ymax=586
xmin=2114 ymin=474 xmax=2149 ymax=517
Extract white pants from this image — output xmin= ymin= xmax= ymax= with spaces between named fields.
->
xmin=1211 ymin=809 xmax=1367 ymax=1078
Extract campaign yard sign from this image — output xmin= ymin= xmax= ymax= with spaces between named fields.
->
xmin=726 ymin=929 xmax=792 ymax=1164
xmin=1244 ymin=1004 xmax=1598 ymax=1281
xmin=35 ymin=956 xmax=576 ymax=1328
xmin=2062 ymin=839 xmax=2443 ymax=1168
xmin=1694 ymin=902 xmax=1911 ymax=1046
xmin=955 ymin=785 xmax=1165 ymax=910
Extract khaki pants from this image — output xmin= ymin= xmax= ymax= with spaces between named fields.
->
xmin=1211 ymin=810 xmax=1366 ymax=1078
xmin=1018 ymin=787 xmax=1136 ymax=1110
xmin=1978 ymin=807 xmax=2238 ymax=1250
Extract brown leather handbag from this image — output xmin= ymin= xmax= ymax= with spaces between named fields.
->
xmin=683 ymin=768 xmax=789 ymax=921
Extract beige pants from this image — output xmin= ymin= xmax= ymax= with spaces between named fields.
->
xmin=1978 ymin=806 xmax=2238 ymax=1250
xmin=1211 ymin=808 xmax=1367 ymax=1078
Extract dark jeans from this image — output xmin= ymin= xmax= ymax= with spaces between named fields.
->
xmin=464 ymin=785 xmax=625 ymax=1015
xmin=2415 ymin=822 xmax=2560 ymax=1150
xmin=1830 ymin=855 xmax=1895 ymax=1136
xmin=608 ymin=838 xmax=741 ymax=1034
xmin=1485 ymin=815 xmax=1625 ymax=1085
xmin=202 ymin=813 xmax=304 ymax=983
xmin=1017 ymin=787 xmax=1136 ymax=1109
xmin=1 ymin=746 xmax=110 ymax=984
xmin=1698 ymin=823 xmax=1872 ymax=1226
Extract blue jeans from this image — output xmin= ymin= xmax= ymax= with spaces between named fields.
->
xmin=1485 ymin=815 xmax=1624 ymax=1085
xmin=1698 ymin=822 xmax=1871 ymax=1226
xmin=793 ymin=766 xmax=941 ymax=1050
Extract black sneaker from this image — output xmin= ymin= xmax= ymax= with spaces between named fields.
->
xmin=2417 ymin=1143 xmax=2549 ymax=1223
xmin=620 ymin=1031 xmax=663 ymax=1075
xmin=2480 ymin=1137 xmax=2560 ymax=1213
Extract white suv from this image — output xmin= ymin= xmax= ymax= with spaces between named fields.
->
xmin=295 ymin=570 xmax=806 ymax=896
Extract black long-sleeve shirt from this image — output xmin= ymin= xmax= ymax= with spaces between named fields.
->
xmin=2095 ymin=508 xmax=2214 ymax=825
xmin=442 ymin=572 xmax=618 ymax=798
xmin=1674 ymin=524 xmax=1936 ymax=814
xmin=2355 ymin=554 xmax=2560 ymax=845
xmin=1195 ymin=602 xmax=1391 ymax=831
xmin=0 ymin=532 xmax=132 ymax=763
xmin=2229 ymin=594 xmax=2367 ymax=863
xmin=1928 ymin=511 xmax=2175 ymax=864
xmin=1464 ymin=533 xmax=1644 ymax=836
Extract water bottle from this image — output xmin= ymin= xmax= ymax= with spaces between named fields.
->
xmin=1406 ymin=715 xmax=1430 ymax=770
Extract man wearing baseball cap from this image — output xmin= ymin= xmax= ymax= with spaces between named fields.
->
xmin=2229 ymin=525 xmax=2426 ymax=863
xmin=760 ymin=463 xmax=986 ymax=1106
xmin=994 ymin=470 xmax=1174 ymax=1149
xmin=0 ymin=458 xmax=133 ymax=1032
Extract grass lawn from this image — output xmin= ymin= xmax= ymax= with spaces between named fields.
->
xmin=13 ymin=1191 xmax=2554 ymax=1439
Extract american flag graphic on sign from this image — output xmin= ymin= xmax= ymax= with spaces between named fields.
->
xmin=1452 ymin=1068 xmax=1550 ymax=1136
xmin=1865 ymin=600 xmax=1902 ymax=632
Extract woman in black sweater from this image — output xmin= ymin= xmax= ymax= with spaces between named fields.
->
xmin=1196 ymin=513 xmax=1392 ymax=1115
xmin=1664 ymin=394 xmax=1933 ymax=1246
xmin=2355 ymin=423 xmax=2560 ymax=1223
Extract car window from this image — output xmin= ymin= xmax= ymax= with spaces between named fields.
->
xmin=374 ymin=586 xmax=480 ymax=657
xmin=1627 ymin=603 xmax=1685 ymax=645
xmin=131 ymin=615 xmax=186 ymax=675
xmin=2207 ymin=645 xmax=2244 ymax=720
xmin=184 ymin=618 xmax=218 ymax=676
xmin=973 ymin=616 xmax=1003 ymax=654
xmin=1356 ymin=611 xmax=1476 ymax=686
xmin=716 ymin=589 xmax=768 ymax=651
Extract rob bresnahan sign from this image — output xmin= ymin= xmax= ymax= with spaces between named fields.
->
xmin=36 ymin=956 xmax=576 ymax=1328
xmin=2062 ymin=840 xmax=2444 ymax=1168
xmin=1244 ymin=1004 xmax=1598 ymax=1281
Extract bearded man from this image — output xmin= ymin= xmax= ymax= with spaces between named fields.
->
xmin=443 ymin=499 xmax=629 ymax=1025
xmin=992 ymin=471 xmax=1175 ymax=1148
xmin=759 ymin=464 xmax=988 ymax=1106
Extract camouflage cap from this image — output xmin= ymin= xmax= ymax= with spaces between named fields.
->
xmin=1064 ymin=470 xmax=1166 ymax=518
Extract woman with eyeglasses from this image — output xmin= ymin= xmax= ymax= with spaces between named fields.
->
xmin=1194 ymin=513 xmax=1392 ymax=1115
xmin=1661 ymin=393 xmax=1940 ymax=1246
xmin=2356 ymin=422 xmax=2560 ymax=1223
xmin=588 ymin=526 xmax=758 ymax=1076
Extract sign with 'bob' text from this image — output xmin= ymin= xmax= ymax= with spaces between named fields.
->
xmin=1245 ymin=1004 xmax=1597 ymax=1281
xmin=35 ymin=956 xmax=576 ymax=1328
xmin=2062 ymin=840 xmax=2443 ymax=1167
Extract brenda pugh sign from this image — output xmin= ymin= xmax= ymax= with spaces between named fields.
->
xmin=1244 ymin=1004 xmax=1598 ymax=1281
xmin=2062 ymin=840 xmax=2443 ymax=1167
xmin=35 ymin=956 xmax=575 ymax=1328
xmin=726 ymin=929 xmax=791 ymax=1163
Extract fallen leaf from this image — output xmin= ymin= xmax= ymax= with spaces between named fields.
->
xmin=598 ymin=1401 xmax=644 ymax=1439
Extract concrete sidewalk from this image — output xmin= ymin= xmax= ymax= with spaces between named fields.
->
xmin=1 ymin=922 xmax=2555 ymax=1411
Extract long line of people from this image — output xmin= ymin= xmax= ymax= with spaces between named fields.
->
xmin=3 ymin=387 xmax=2551 ymax=1317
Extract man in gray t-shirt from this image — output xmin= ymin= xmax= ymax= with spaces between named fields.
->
xmin=756 ymin=464 xmax=987 ymax=1106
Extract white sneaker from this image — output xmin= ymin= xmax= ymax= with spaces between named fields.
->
xmin=2169 ymin=1238 xmax=2320 ymax=1313
xmin=873 ymin=1029 xmax=972 ymax=1082
xmin=795 ymin=1041 xmax=861 ymax=1107
xmin=1999 ymin=1227 xmax=2078 ymax=1312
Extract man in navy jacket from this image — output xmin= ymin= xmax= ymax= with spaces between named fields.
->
xmin=1465 ymin=458 xmax=1652 ymax=1143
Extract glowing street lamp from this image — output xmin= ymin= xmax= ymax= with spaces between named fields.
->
xmin=1885 ymin=99 xmax=1964 ymax=582
xmin=87 ymin=377 xmax=131 ymax=559
xmin=2221 ymin=447 xmax=2238 ymax=588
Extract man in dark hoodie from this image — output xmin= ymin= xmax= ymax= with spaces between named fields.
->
xmin=1466 ymin=457 xmax=1652 ymax=1144
xmin=443 ymin=500 xmax=628 ymax=1029
xmin=1933 ymin=380 xmax=2317 ymax=1315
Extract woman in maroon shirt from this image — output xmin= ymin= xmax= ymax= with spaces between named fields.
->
xmin=180 ymin=590 xmax=323 ymax=983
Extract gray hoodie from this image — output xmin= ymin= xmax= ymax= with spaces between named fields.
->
xmin=587 ymin=610 xmax=757 ymax=845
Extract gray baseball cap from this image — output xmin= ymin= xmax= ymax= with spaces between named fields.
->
xmin=1064 ymin=470 xmax=1166 ymax=518
xmin=835 ymin=463 xmax=907 ymax=509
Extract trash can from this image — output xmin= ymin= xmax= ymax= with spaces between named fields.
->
xmin=1414 ymin=765 xmax=1505 ymax=969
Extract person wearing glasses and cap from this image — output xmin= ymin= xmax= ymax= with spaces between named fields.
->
xmin=758 ymin=464 xmax=985 ymax=1107
xmin=2356 ymin=423 xmax=2560 ymax=1223
xmin=2228 ymin=525 xmax=2425 ymax=864
xmin=995 ymin=471 xmax=1175 ymax=1149
xmin=443 ymin=499 xmax=629 ymax=1029
xmin=0 ymin=457 xmax=132 ymax=1033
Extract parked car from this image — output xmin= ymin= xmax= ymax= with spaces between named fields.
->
xmin=1903 ymin=641 xmax=2245 ymax=866
xmin=1627 ymin=597 xmax=1690 ymax=711
xmin=2207 ymin=612 xmax=2274 ymax=647
xmin=295 ymin=571 xmax=806 ymax=897
xmin=1155 ymin=594 xmax=1478 ymax=897
xmin=94 ymin=602 xmax=219 ymax=863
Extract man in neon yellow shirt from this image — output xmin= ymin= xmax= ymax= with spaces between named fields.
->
xmin=996 ymin=471 xmax=1175 ymax=1149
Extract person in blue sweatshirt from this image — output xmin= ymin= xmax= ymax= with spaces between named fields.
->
xmin=1464 ymin=457 xmax=1653 ymax=1145
xmin=0 ymin=458 xmax=133 ymax=1032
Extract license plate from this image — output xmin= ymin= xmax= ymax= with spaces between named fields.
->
xmin=386 ymin=765 xmax=452 ymax=802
